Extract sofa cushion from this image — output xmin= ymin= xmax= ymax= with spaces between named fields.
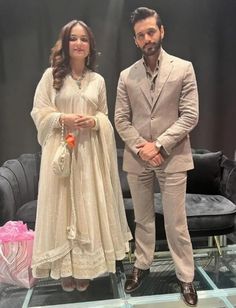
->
xmin=184 ymin=194 xmax=236 ymax=216
xmin=187 ymin=151 xmax=223 ymax=194
xmin=16 ymin=200 xmax=37 ymax=230
xmin=124 ymin=192 xmax=236 ymax=238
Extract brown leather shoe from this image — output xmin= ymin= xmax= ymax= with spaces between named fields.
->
xmin=178 ymin=279 xmax=198 ymax=307
xmin=125 ymin=266 xmax=150 ymax=293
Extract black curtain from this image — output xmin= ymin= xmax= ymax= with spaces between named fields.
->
xmin=0 ymin=0 xmax=236 ymax=164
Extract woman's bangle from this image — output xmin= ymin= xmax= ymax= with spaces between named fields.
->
xmin=59 ymin=114 xmax=65 ymax=127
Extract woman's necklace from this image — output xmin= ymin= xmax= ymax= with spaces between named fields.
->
xmin=71 ymin=69 xmax=86 ymax=89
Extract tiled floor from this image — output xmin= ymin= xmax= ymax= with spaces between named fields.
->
xmin=1 ymin=240 xmax=236 ymax=307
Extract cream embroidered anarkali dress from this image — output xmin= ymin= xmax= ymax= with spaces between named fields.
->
xmin=31 ymin=68 xmax=132 ymax=279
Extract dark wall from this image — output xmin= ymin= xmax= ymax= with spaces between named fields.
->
xmin=0 ymin=0 xmax=236 ymax=164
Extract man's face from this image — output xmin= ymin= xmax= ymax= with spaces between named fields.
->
xmin=134 ymin=16 xmax=164 ymax=57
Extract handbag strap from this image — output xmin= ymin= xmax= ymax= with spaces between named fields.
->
xmin=60 ymin=117 xmax=65 ymax=144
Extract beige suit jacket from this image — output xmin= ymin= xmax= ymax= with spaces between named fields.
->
xmin=115 ymin=49 xmax=199 ymax=174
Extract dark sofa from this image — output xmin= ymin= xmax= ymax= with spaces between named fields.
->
xmin=0 ymin=150 xmax=236 ymax=246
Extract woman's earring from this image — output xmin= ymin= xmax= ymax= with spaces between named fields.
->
xmin=86 ymin=55 xmax=90 ymax=66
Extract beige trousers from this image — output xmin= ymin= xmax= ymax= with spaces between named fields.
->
xmin=127 ymin=166 xmax=194 ymax=283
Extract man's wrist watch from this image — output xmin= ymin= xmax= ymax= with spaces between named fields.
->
xmin=155 ymin=140 xmax=162 ymax=152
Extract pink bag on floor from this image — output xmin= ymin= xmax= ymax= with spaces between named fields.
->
xmin=0 ymin=221 xmax=36 ymax=288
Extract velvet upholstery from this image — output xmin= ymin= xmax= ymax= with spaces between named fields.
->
xmin=0 ymin=153 xmax=41 ymax=226
xmin=187 ymin=151 xmax=223 ymax=194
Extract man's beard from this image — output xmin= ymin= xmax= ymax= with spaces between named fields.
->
xmin=141 ymin=39 xmax=162 ymax=57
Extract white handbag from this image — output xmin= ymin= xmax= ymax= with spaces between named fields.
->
xmin=52 ymin=119 xmax=71 ymax=177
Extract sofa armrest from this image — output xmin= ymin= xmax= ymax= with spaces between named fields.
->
xmin=220 ymin=157 xmax=236 ymax=204
xmin=0 ymin=172 xmax=18 ymax=225
xmin=0 ymin=153 xmax=41 ymax=226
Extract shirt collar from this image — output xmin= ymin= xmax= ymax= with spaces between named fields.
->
xmin=142 ymin=48 xmax=163 ymax=75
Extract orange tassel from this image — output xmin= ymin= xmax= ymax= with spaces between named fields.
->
xmin=65 ymin=133 xmax=76 ymax=149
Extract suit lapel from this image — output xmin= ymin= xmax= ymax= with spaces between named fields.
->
xmin=134 ymin=51 xmax=174 ymax=109
xmin=139 ymin=79 xmax=152 ymax=107
xmin=134 ymin=61 xmax=153 ymax=108
xmin=151 ymin=52 xmax=173 ymax=109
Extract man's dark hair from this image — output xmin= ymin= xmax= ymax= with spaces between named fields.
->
xmin=130 ymin=7 xmax=162 ymax=30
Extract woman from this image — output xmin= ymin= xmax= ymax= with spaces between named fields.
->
xmin=31 ymin=20 xmax=132 ymax=292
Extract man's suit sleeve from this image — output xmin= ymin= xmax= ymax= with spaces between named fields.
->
xmin=115 ymin=72 xmax=146 ymax=154
xmin=157 ymin=62 xmax=199 ymax=154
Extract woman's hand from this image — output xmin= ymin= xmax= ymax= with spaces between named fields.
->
xmin=74 ymin=115 xmax=96 ymax=129
xmin=60 ymin=114 xmax=95 ymax=130
xmin=60 ymin=114 xmax=80 ymax=130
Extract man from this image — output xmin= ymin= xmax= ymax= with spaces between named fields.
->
xmin=115 ymin=7 xmax=199 ymax=307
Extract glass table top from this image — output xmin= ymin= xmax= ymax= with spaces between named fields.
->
xmin=1 ymin=242 xmax=236 ymax=308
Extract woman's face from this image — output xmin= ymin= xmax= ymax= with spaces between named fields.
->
xmin=69 ymin=23 xmax=90 ymax=62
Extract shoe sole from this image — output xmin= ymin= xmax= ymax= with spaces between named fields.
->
xmin=180 ymin=294 xmax=198 ymax=307
xmin=61 ymin=286 xmax=75 ymax=292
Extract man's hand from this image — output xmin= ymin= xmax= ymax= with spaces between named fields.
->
xmin=136 ymin=142 xmax=159 ymax=161
xmin=149 ymin=153 xmax=164 ymax=167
